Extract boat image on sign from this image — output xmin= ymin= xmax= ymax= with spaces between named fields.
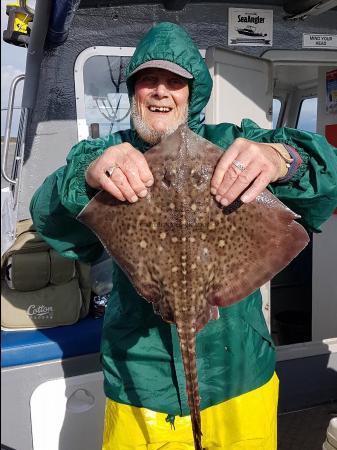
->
xmin=231 ymin=25 xmax=270 ymax=44
xmin=235 ymin=25 xmax=267 ymax=37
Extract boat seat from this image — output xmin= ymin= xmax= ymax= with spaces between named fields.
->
xmin=1 ymin=317 xmax=103 ymax=368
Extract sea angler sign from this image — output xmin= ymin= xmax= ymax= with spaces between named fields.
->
xmin=228 ymin=8 xmax=273 ymax=47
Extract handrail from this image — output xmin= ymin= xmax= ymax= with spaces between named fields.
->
xmin=1 ymin=74 xmax=25 ymax=184
xmin=13 ymin=108 xmax=29 ymax=209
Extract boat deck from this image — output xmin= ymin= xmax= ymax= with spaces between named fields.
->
xmin=278 ymin=401 xmax=337 ymax=450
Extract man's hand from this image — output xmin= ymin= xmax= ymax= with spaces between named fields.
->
xmin=85 ymin=143 xmax=154 ymax=202
xmin=211 ymin=138 xmax=282 ymax=206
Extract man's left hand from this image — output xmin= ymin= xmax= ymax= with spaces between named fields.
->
xmin=210 ymin=138 xmax=282 ymax=206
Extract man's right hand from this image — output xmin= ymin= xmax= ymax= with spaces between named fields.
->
xmin=85 ymin=143 xmax=154 ymax=202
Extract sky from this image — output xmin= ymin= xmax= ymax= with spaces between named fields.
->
xmin=1 ymin=0 xmax=36 ymax=136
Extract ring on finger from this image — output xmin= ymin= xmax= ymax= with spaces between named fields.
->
xmin=105 ymin=164 xmax=119 ymax=178
xmin=232 ymin=159 xmax=246 ymax=172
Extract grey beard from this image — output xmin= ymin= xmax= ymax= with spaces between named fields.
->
xmin=130 ymin=98 xmax=188 ymax=145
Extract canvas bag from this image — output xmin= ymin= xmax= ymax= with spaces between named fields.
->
xmin=1 ymin=219 xmax=91 ymax=330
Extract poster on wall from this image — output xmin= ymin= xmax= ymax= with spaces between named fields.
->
xmin=228 ymin=8 xmax=273 ymax=46
xmin=326 ymin=68 xmax=337 ymax=114
xmin=325 ymin=124 xmax=337 ymax=147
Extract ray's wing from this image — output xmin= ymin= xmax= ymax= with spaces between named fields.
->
xmin=205 ymin=192 xmax=309 ymax=307
xmin=78 ymin=190 xmax=164 ymax=304
xmin=77 ymin=147 xmax=180 ymax=323
xmin=184 ymin=132 xmax=310 ymax=309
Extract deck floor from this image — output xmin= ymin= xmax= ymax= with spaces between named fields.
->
xmin=278 ymin=401 xmax=337 ymax=450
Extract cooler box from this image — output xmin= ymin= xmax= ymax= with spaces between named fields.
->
xmin=1 ymin=317 xmax=105 ymax=450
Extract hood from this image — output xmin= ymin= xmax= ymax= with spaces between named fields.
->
xmin=125 ymin=22 xmax=212 ymax=133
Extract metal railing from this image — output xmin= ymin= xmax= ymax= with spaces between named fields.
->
xmin=1 ymin=74 xmax=25 ymax=185
xmin=1 ymin=75 xmax=29 ymax=209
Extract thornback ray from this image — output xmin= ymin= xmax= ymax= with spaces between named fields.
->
xmin=77 ymin=124 xmax=309 ymax=450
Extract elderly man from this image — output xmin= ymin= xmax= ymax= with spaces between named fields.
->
xmin=30 ymin=22 xmax=337 ymax=450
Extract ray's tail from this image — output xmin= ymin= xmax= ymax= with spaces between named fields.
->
xmin=177 ymin=325 xmax=203 ymax=450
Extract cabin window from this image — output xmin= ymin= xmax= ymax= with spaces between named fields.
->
xmin=296 ymin=97 xmax=317 ymax=132
xmin=271 ymin=95 xmax=316 ymax=348
xmin=272 ymin=98 xmax=282 ymax=128
xmin=75 ymin=47 xmax=135 ymax=140
xmin=83 ymin=55 xmax=132 ymax=138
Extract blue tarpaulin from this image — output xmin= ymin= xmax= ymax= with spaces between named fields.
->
xmin=46 ymin=0 xmax=81 ymax=45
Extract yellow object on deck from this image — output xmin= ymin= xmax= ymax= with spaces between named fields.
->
xmin=102 ymin=372 xmax=278 ymax=449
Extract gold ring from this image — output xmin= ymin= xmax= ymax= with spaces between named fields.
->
xmin=105 ymin=164 xmax=118 ymax=178
xmin=232 ymin=159 xmax=246 ymax=172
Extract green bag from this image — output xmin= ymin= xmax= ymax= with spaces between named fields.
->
xmin=1 ymin=219 xmax=91 ymax=330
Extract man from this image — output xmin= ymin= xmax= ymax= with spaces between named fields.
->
xmin=30 ymin=22 xmax=337 ymax=449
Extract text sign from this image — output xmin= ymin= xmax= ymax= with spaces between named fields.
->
xmin=302 ymin=34 xmax=337 ymax=49
xmin=228 ymin=8 xmax=273 ymax=47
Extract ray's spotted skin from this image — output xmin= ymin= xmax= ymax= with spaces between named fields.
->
xmin=78 ymin=125 xmax=309 ymax=450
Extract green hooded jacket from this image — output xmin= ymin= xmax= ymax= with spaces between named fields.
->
xmin=30 ymin=22 xmax=337 ymax=417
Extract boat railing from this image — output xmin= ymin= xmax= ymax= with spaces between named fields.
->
xmin=1 ymin=75 xmax=28 ymax=255
xmin=1 ymin=74 xmax=27 ymax=208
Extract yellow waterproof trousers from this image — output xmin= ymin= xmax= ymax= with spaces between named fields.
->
xmin=102 ymin=373 xmax=278 ymax=450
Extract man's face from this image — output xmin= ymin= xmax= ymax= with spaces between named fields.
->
xmin=131 ymin=68 xmax=189 ymax=144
